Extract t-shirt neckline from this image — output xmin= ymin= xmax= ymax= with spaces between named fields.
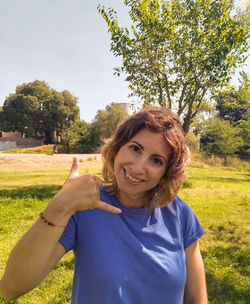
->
xmin=101 ymin=186 xmax=151 ymax=216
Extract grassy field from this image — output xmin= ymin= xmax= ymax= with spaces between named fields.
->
xmin=1 ymin=145 xmax=54 ymax=155
xmin=0 ymin=155 xmax=249 ymax=303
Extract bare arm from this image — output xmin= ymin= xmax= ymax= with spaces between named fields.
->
xmin=184 ymin=240 xmax=208 ymax=304
xmin=0 ymin=222 xmax=66 ymax=301
xmin=0 ymin=157 xmax=121 ymax=301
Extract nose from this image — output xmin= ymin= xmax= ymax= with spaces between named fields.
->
xmin=130 ymin=156 xmax=147 ymax=176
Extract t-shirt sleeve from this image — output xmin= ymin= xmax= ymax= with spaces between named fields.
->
xmin=59 ymin=212 xmax=79 ymax=253
xmin=179 ymin=198 xmax=205 ymax=249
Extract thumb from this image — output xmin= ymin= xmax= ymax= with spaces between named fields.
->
xmin=68 ymin=157 xmax=80 ymax=178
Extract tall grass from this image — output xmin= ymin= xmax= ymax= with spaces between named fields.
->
xmin=0 ymin=164 xmax=249 ymax=303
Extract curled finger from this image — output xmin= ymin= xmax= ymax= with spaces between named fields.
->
xmin=95 ymin=201 xmax=122 ymax=214
xmin=92 ymin=175 xmax=103 ymax=187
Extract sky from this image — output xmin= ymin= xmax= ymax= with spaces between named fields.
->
xmin=0 ymin=0 xmax=249 ymax=122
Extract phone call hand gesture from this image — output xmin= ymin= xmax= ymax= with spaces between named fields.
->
xmin=51 ymin=157 xmax=121 ymax=215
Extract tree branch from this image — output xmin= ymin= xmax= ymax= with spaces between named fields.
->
xmin=177 ymin=82 xmax=188 ymax=115
xmin=191 ymin=88 xmax=207 ymax=119
xmin=162 ymin=72 xmax=172 ymax=108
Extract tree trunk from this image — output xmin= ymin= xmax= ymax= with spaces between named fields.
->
xmin=182 ymin=115 xmax=192 ymax=135
xmin=44 ymin=130 xmax=55 ymax=144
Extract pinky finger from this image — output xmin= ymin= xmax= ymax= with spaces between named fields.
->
xmin=96 ymin=201 xmax=122 ymax=214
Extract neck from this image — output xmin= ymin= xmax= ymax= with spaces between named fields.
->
xmin=117 ymin=191 xmax=148 ymax=209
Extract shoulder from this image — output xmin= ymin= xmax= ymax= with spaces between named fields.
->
xmin=154 ymin=196 xmax=196 ymax=229
xmin=173 ymin=196 xmax=196 ymax=216
xmin=169 ymin=197 xmax=205 ymax=249
xmin=167 ymin=196 xmax=200 ymax=225
xmin=161 ymin=196 xmax=194 ymax=218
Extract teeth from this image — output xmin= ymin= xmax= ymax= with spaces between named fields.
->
xmin=125 ymin=171 xmax=143 ymax=183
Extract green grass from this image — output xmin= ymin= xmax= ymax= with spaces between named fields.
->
xmin=2 ymin=145 xmax=54 ymax=154
xmin=180 ymin=168 xmax=250 ymax=304
xmin=0 ymin=169 xmax=74 ymax=304
xmin=0 ymin=165 xmax=249 ymax=303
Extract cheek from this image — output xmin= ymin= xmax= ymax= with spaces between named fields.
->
xmin=113 ymin=158 xmax=118 ymax=176
xmin=152 ymin=167 xmax=166 ymax=183
xmin=114 ymin=147 xmax=128 ymax=168
xmin=113 ymin=152 xmax=123 ymax=175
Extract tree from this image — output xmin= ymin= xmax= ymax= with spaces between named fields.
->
xmin=216 ymin=72 xmax=249 ymax=123
xmin=92 ymin=102 xmax=129 ymax=139
xmin=0 ymin=106 xmax=3 ymax=135
xmin=239 ymin=107 xmax=250 ymax=158
xmin=98 ymin=0 xmax=249 ymax=133
xmin=60 ymin=103 xmax=129 ymax=153
xmin=76 ymin=121 xmax=103 ymax=153
xmin=215 ymin=72 xmax=249 ymax=158
xmin=0 ymin=94 xmax=41 ymax=137
xmin=200 ymin=117 xmax=244 ymax=161
xmin=78 ymin=102 xmax=128 ymax=153
xmin=185 ymin=131 xmax=200 ymax=153
xmin=0 ymin=80 xmax=80 ymax=144
xmin=60 ymin=121 xmax=90 ymax=153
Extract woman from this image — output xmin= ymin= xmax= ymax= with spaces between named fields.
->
xmin=0 ymin=107 xmax=207 ymax=303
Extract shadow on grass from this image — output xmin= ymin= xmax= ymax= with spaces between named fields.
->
xmin=206 ymin=223 xmax=249 ymax=277
xmin=56 ymin=257 xmax=75 ymax=271
xmin=202 ymin=221 xmax=250 ymax=303
xmin=198 ymin=174 xmax=250 ymax=184
xmin=205 ymin=269 xmax=250 ymax=304
xmin=50 ymin=281 xmax=72 ymax=304
xmin=0 ymin=185 xmax=61 ymax=200
xmin=202 ymin=245 xmax=250 ymax=303
xmin=47 ymin=257 xmax=75 ymax=304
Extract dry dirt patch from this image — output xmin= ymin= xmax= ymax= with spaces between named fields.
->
xmin=0 ymin=153 xmax=102 ymax=172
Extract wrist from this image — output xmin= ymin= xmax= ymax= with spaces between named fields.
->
xmin=43 ymin=196 xmax=75 ymax=227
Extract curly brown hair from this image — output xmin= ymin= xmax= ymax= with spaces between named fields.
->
xmin=101 ymin=107 xmax=189 ymax=208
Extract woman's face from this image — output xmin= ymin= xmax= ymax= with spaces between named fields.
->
xmin=113 ymin=128 xmax=171 ymax=208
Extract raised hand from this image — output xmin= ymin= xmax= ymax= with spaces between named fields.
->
xmin=51 ymin=157 xmax=121 ymax=215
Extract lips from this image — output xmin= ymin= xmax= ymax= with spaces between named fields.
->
xmin=123 ymin=168 xmax=144 ymax=184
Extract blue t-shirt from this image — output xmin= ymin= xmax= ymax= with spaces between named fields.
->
xmin=60 ymin=186 xmax=204 ymax=304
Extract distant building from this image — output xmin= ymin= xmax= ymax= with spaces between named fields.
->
xmin=0 ymin=131 xmax=19 ymax=150
xmin=0 ymin=138 xmax=16 ymax=151
xmin=116 ymin=103 xmax=130 ymax=114
xmin=0 ymin=131 xmax=43 ymax=150
xmin=0 ymin=131 xmax=22 ymax=139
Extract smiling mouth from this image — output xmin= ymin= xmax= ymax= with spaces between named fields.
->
xmin=123 ymin=168 xmax=144 ymax=184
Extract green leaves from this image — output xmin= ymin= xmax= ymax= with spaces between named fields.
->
xmin=213 ymin=72 xmax=250 ymax=158
xmin=98 ymin=0 xmax=249 ymax=133
xmin=1 ymin=81 xmax=80 ymax=144
xmin=200 ymin=117 xmax=244 ymax=159
xmin=60 ymin=102 xmax=128 ymax=153
xmin=92 ymin=102 xmax=128 ymax=140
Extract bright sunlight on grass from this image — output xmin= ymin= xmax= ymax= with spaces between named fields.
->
xmin=1 ymin=145 xmax=54 ymax=155
xmin=0 ymin=158 xmax=249 ymax=303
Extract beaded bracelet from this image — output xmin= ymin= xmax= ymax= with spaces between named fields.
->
xmin=39 ymin=212 xmax=66 ymax=228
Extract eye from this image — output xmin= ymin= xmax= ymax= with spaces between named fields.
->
xmin=128 ymin=144 xmax=141 ymax=153
xmin=151 ymin=157 xmax=163 ymax=166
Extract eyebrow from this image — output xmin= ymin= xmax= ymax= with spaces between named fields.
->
xmin=129 ymin=140 xmax=167 ymax=162
xmin=130 ymin=140 xmax=144 ymax=150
